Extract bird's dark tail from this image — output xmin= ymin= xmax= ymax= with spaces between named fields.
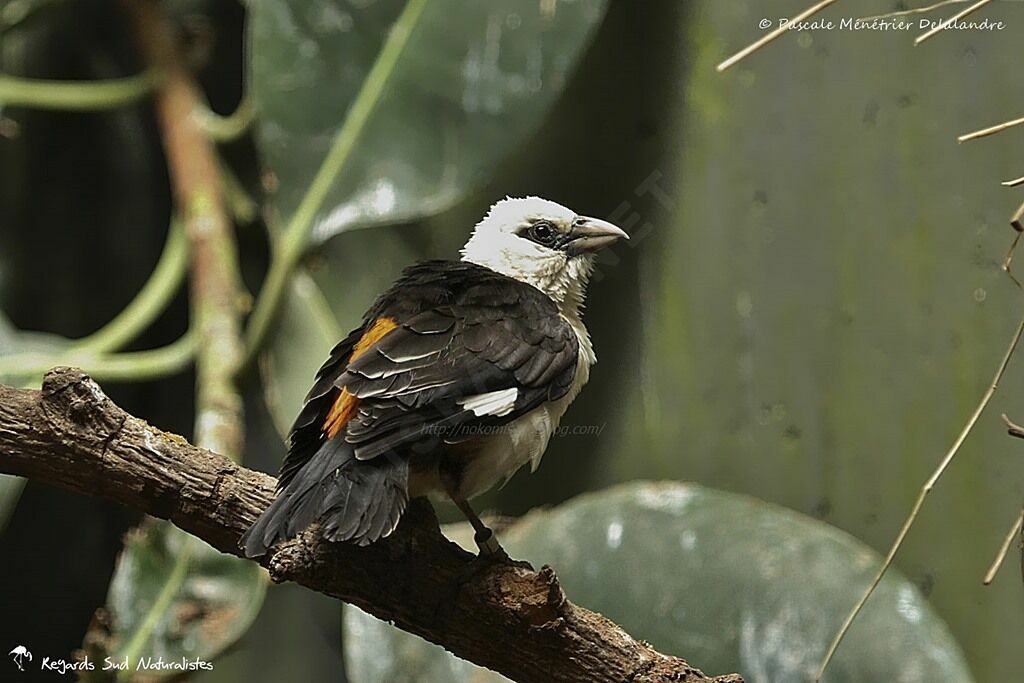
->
xmin=241 ymin=439 xmax=409 ymax=558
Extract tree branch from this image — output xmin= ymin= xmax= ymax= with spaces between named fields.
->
xmin=0 ymin=368 xmax=741 ymax=683
xmin=127 ymin=0 xmax=245 ymax=460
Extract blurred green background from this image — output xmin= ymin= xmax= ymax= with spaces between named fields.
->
xmin=1 ymin=0 xmax=1022 ymax=681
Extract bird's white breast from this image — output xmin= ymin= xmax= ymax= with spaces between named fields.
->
xmin=454 ymin=313 xmax=594 ymax=500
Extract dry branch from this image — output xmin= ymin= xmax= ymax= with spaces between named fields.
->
xmin=716 ymin=0 xmax=840 ymax=72
xmin=1002 ymin=413 xmax=1024 ymax=440
xmin=0 ymin=368 xmax=741 ymax=683
xmin=983 ymin=510 xmax=1023 ymax=585
xmin=914 ymin=0 xmax=992 ymax=45
xmin=958 ymin=115 xmax=1024 ymax=143
xmin=1011 ymin=200 xmax=1024 ymax=233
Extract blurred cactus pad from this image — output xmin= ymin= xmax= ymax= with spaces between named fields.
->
xmin=344 ymin=482 xmax=972 ymax=683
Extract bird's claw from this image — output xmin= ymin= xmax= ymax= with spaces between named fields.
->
xmin=474 ymin=529 xmax=533 ymax=571
xmin=433 ymin=527 xmax=535 ymax=622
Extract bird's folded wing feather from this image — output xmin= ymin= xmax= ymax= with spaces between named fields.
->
xmin=276 ymin=262 xmax=579 ymax=487
xmin=340 ymin=299 xmax=578 ymax=459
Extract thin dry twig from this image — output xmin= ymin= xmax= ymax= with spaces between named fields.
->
xmin=716 ymin=0 xmax=840 ymax=72
xmin=1011 ymin=199 xmax=1024 ymax=233
xmin=814 ymin=312 xmax=1024 ymax=682
xmin=958 ymin=115 xmax=1024 ymax=143
xmin=1002 ymin=202 xmax=1024 ymax=284
xmin=1001 ymin=176 xmax=1024 ymax=188
xmin=983 ymin=510 xmax=1023 ymax=585
xmin=915 ymin=0 xmax=993 ymax=45
xmin=1000 ymin=233 xmax=1022 ymax=289
xmin=1002 ymin=413 xmax=1024 ymax=440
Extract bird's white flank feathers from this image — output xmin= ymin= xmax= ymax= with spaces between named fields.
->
xmin=458 ymin=388 xmax=518 ymax=417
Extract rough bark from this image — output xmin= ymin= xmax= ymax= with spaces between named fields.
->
xmin=0 ymin=368 xmax=742 ymax=683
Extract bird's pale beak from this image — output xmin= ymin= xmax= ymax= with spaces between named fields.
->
xmin=565 ymin=217 xmax=629 ymax=256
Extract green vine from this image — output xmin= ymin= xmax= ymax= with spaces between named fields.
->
xmin=238 ymin=0 xmax=429 ymax=372
xmin=0 ymin=69 xmax=161 ymax=110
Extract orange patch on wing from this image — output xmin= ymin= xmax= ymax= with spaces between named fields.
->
xmin=323 ymin=317 xmax=399 ymax=439
xmin=323 ymin=389 xmax=359 ymax=439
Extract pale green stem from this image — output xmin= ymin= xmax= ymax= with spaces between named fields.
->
xmin=261 ymin=271 xmax=343 ymax=439
xmin=0 ymin=69 xmax=161 ymax=110
xmin=239 ymin=0 xmax=429 ymax=372
xmin=115 ymin=537 xmax=194 ymax=680
xmin=75 ymin=218 xmax=188 ymax=353
xmin=194 ymin=96 xmax=255 ymax=142
xmin=296 ymin=270 xmax=343 ymax=343
xmin=0 ymin=218 xmax=191 ymax=381
xmin=219 ymin=159 xmax=259 ymax=225
xmin=0 ymin=474 xmax=25 ymax=534
xmin=0 ymin=331 xmax=197 ymax=383
xmin=0 ymin=219 xmax=188 ymax=532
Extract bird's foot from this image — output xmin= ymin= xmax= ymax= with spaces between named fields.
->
xmin=432 ymin=528 xmax=535 ymax=622
xmin=473 ymin=529 xmax=533 ymax=571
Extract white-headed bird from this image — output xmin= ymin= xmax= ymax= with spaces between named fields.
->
xmin=242 ymin=197 xmax=627 ymax=558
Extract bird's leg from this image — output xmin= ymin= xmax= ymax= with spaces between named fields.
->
xmin=453 ymin=496 xmax=504 ymax=557
xmin=448 ymin=496 xmax=533 ymax=574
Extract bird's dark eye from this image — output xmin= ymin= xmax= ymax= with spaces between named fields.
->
xmin=529 ymin=221 xmax=556 ymax=246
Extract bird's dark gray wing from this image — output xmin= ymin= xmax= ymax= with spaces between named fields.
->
xmin=339 ymin=282 xmax=579 ymax=460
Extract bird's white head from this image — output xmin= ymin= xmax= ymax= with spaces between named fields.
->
xmin=460 ymin=196 xmax=628 ymax=314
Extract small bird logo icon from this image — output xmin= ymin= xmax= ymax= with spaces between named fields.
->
xmin=9 ymin=646 xmax=32 ymax=672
